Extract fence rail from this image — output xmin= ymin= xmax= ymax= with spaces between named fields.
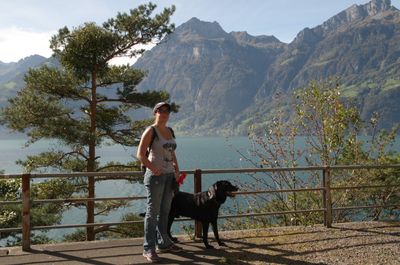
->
xmin=1 ymin=164 xmax=400 ymax=251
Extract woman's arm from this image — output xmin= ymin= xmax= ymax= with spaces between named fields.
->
xmin=136 ymin=127 xmax=161 ymax=176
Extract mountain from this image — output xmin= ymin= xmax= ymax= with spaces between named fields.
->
xmin=1 ymin=0 xmax=399 ymax=137
xmin=134 ymin=17 xmax=286 ymax=134
xmin=133 ymin=0 xmax=400 ymax=135
xmin=261 ymin=0 xmax=399 ymax=91
xmin=0 ymin=55 xmax=48 ymax=82
xmin=0 ymin=55 xmax=58 ymax=109
xmin=254 ymin=0 xmax=400 ymax=130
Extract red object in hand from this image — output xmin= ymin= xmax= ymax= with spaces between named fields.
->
xmin=177 ymin=172 xmax=187 ymax=186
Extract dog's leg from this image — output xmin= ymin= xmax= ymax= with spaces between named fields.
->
xmin=167 ymin=213 xmax=178 ymax=243
xmin=211 ymin=220 xmax=226 ymax=247
xmin=202 ymin=221 xmax=213 ymax=249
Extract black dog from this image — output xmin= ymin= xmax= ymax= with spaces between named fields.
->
xmin=168 ymin=180 xmax=238 ymax=249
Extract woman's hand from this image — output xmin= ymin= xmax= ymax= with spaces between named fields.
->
xmin=151 ymin=166 xmax=162 ymax=176
xmin=173 ymin=157 xmax=180 ymax=180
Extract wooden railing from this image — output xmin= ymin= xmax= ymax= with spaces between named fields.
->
xmin=1 ymin=164 xmax=400 ymax=251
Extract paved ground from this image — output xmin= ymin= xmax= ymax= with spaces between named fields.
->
xmin=0 ymin=236 xmax=227 ymax=265
xmin=0 ymin=221 xmax=399 ymax=265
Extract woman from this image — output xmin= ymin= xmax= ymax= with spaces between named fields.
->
xmin=137 ymin=102 xmax=182 ymax=263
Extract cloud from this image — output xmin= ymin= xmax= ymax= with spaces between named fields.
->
xmin=0 ymin=27 xmax=55 ymax=63
xmin=109 ymin=43 xmax=156 ymax=66
xmin=109 ymin=56 xmax=139 ymax=66
xmin=0 ymin=26 xmax=156 ymax=65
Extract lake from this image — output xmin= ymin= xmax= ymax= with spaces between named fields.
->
xmin=0 ymin=136 xmax=252 ymax=174
xmin=1 ymin=136 xmax=399 ymax=242
xmin=0 ymin=136 xmax=253 ymax=241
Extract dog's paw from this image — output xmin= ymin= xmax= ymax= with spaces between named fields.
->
xmin=218 ymin=242 xmax=227 ymax=247
xmin=205 ymin=244 xmax=214 ymax=249
xmin=171 ymin=237 xmax=179 ymax=243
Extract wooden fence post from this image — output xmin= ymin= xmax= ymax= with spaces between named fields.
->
xmin=323 ymin=167 xmax=332 ymax=228
xmin=21 ymin=173 xmax=31 ymax=251
xmin=87 ymin=175 xmax=95 ymax=241
xmin=194 ymin=169 xmax=202 ymax=238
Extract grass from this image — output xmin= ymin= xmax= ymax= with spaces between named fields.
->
xmin=340 ymin=81 xmax=377 ymax=98
xmin=382 ymin=78 xmax=400 ymax=92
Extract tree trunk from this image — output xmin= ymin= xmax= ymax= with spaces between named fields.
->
xmin=87 ymin=71 xmax=97 ymax=241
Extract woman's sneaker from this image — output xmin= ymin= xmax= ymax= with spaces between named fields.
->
xmin=143 ymin=249 xmax=160 ymax=263
xmin=156 ymin=244 xmax=183 ymax=253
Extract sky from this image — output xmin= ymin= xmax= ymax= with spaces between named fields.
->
xmin=0 ymin=0 xmax=398 ymax=64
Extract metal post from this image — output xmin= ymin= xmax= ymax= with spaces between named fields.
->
xmin=323 ymin=167 xmax=332 ymax=228
xmin=322 ymin=169 xmax=327 ymax=226
xmin=194 ymin=169 xmax=202 ymax=238
xmin=21 ymin=173 xmax=31 ymax=251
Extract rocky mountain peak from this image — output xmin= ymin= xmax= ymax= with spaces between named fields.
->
xmin=291 ymin=27 xmax=321 ymax=46
xmin=17 ymin=54 xmax=47 ymax=65
xmin=366 ymin=0 xmax=392 ymax=15
xmin=0 ymin=54 xmax=47 ymax=82
xmin=230 ymin=31 xmax=283 ymax=48
xmin=317 ymin=0 xmax=393 ymax=35
xmin=174 ymin=17 xmax=228 ymax=41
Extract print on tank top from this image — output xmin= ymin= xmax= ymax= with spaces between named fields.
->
xmin=163 ymin=142 xmax=176 ymax=164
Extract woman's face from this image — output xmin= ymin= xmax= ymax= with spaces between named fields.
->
xmin=155 ymin=106 xmax=170 ymax=122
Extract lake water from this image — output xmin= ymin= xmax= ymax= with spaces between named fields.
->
xmin=1 ymin=136 xmax=399 ymax=242
xmin=0 ymin=136 xmax=252 ymax=174
xmin=0 ymin=136 xmax=253 ymax=241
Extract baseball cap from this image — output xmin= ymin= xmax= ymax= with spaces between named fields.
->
xmin=153 ymin=102 xmax=171 ymax=114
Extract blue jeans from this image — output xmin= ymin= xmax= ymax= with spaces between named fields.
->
xmin=143 ymin=172 xmax=175 ymax=251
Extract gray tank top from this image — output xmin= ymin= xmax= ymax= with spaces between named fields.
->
xmin=148 ymin=127 xmax=177 ymax=175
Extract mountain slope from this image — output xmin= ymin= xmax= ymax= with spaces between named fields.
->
xmin=1 ymin=0 xmax=399 ymax=136
xmin=255 ymin=0 xmax=400 ymax=129
xmin=0 ymin=55 xmax=52 ymax=108
xmin=134 ymin=17 xmax=285 ymax=133
xmin=133 ymin=0 xmax=400 ymax=135
xmin=261 ymin=0 xmax=400 ymax=92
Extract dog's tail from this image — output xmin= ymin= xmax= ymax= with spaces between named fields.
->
xmin=139 ymin=212 xmax=146 ymax=218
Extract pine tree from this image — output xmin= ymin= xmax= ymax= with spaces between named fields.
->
xmin=1 ymin=3 xmax=176 ymax=241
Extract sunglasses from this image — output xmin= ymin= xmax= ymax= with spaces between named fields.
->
xmin=157 ymin=108 xmax=171 ymax=114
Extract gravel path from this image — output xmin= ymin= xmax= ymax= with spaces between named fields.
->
xmin=218 ymin=221 xmax=400 ymax=265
